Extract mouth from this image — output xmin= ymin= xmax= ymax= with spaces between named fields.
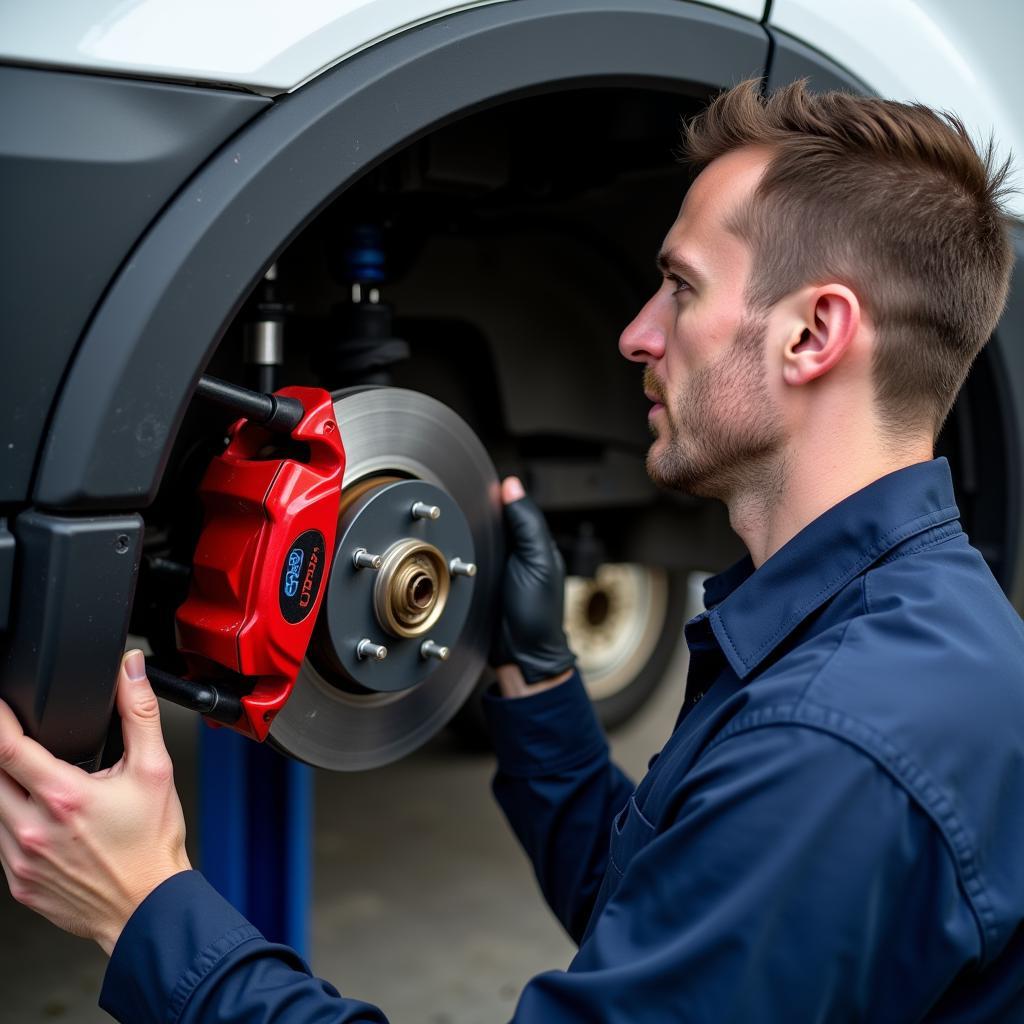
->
xmin=642 ymin=366 xmax=667 ymax=416
xmin=644 ymin=390 xmax=665 ymax=415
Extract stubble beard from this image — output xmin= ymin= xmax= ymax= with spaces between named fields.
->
xmin=644 ymin=315 xmax=787 ymax=505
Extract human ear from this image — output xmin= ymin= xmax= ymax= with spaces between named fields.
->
xmin=782 ymin=286 xmax=860 ymax=387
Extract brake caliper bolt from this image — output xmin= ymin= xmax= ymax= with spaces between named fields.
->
xmin=352 ymin=548 xmax=383 ymax=570
xmin=411 ymin=501 xmax=441 ymax=521
xmin=420 ymin=640 xmax=450 ymax=661
xmin=356 ymin=639 xmax=388 ymax=661
xmin=449 ymin=557 xmax=477 ymax=577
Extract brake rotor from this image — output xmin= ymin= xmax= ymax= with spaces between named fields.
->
xmin=268 ymin=387 xmax=503 ymax=770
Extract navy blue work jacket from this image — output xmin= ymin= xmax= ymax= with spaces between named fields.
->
xmin=101 ymin=458 xmax=1024 ymax=1022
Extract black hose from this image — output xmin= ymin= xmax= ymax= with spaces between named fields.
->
xmin=195 ymin=374 xmax=304 ymax=434
xmin=146 ymin=662 xmax=244 ymax=727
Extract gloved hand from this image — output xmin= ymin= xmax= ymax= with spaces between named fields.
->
xmin=492 ymin=476 xmax=576 ymax=684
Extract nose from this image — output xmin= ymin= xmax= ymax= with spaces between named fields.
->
xmin=618 ymin=290 xmax=666 ymax=364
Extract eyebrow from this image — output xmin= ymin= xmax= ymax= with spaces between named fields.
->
xmin=656 ymin=250 xmax=706 ymax=288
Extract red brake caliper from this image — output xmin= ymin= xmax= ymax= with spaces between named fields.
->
xmin=171 ymin=384 xmax=345 ymax=741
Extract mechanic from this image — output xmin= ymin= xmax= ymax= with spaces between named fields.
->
xmin=1 ymin=78 xmax=1023 ymax=1022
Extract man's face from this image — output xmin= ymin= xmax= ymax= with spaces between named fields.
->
xmin=619 ymin=147 xmax=786 ymax=500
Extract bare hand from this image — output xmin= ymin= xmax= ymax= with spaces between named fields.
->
xmin=0 ymin=650 xmax=191 ymax=954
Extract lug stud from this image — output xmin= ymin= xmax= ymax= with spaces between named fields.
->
xmin=356 ymin=639 xmax=388 ymax=661
xmin=411 ymin=501 xmax=441 ymax=521
xmin=449 ymin=557 xmax=477 ymax=577
xmin=420 ymin=640 xmax=450 ymax=661
xmin=352 ymin=548 xmax=383 ymax=570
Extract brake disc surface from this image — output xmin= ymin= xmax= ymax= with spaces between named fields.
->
xmin=268 ymin=387 xmax=503 ymax=770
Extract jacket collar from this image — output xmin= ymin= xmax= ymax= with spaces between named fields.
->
xmin=702 ymin=458 xmax=961 ymax=680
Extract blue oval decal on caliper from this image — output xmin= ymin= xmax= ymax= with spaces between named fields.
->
xmin=279 ymin=529 xmax=326 ymax=624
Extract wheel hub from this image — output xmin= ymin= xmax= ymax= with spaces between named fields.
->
xmin=313 ymin=476 xmax=476 ymax=695
xmin=269 ymin=387 xmax=503 ymax=771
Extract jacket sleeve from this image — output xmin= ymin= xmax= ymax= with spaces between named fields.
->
xmin=100 ymin=720 xmax=975 ymax=1023
xmin=504 ymin=722 xmax=978 ymax=1023
xmin=100 ymin=870 xmax=389 ymax=1024
xmin=482 ymin=670 xmax=636 ymax=942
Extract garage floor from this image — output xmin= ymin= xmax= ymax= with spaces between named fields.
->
xmin=0 ymin=636 xmax=690 ymax=1023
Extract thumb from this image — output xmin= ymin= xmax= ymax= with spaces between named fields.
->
xmin=503 ymin=491 xmax=555 ymax=568
xmin=501 ymin=476 xmax=526 ymax=504
xmin=117 ymin=650 xmax=168 ymax=770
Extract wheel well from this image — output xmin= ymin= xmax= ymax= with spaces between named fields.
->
xmin=34 ymin=0 xmax=768 ymax=508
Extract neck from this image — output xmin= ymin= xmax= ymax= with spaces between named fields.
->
xmin=727 ymin=433 xmax=934 ymax=569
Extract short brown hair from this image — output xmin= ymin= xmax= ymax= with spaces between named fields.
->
xmin=680 ymin=79 xmax=1015 ymax=439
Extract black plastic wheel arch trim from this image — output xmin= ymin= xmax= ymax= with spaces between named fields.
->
xmin=0 ymin=521 xmax=13 ymax=632
xmin=33 ymin=0 xmax=769 ymax=509
xmin=0 ymin=511 xmax=143 ymax=769
xmin=0 ymin=65 xmax=269 ymax=505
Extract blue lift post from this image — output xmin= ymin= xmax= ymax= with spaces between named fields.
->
xmin=198 ymin=721 xmax=313 ymax=957
xmin=194 ymin=313 xmax=316 ymax=957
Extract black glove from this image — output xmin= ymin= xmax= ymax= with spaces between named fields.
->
xmin=492 ymin=491 xmax=576 ymax=684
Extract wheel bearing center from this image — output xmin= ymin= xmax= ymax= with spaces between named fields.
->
xmin=375 ymin=539 xmax=450 ymax=638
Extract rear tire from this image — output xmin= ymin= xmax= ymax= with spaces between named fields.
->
xmin=568 ymin=564 xmax=687 ymax=730
xmin=448 ymin=564 xmax=688 ymax=747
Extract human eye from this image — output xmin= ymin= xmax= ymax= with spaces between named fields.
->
xmin=664 ymin=274 xmax=691 ymax=296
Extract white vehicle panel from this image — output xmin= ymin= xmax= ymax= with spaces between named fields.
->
xmin=771 ymin=0 xmax=1024 ymax=220
xmin=0 ymin=0 xmax=508 ymax=93
xmin=0 ymin=0 xmax=764 ymax=94
xmin=713 ymin=0 xmax=764 ymax=19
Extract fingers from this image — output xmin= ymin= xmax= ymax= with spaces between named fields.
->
xmin=0 ymin=819 xmax=25 ymax=903
xmin=0 ymin=764 xmax=29 ymax=820
xmin=500 ymin=478 xmax=549 ymax=556
xmin=502 ymin=491 xmax=555 ymax=566
xmin=0 ymin=767 xmax=47 ymax=912
xmin=0 ymin=768 xmax=36 ymax=871
xmin=116 ymin=651 xmax=171 ymax=777
xmin=501 ymin=476 xmax=526 ymax=505
xmin=0 ymin=700 xmax=77 ymax=796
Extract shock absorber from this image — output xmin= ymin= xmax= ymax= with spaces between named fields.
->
xmin=244 ymin=263 xmax=287 ymax=394
xmin=316 ymin=224 xmax=409 ymax=386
